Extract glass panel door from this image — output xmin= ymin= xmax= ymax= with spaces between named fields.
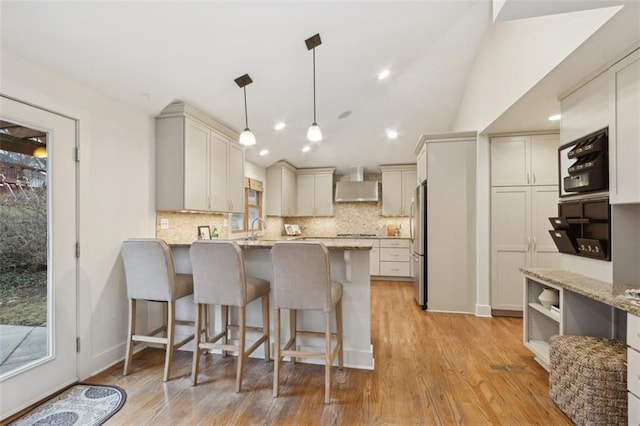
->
xmin=0 ymin=96 xmax=77 ymax=420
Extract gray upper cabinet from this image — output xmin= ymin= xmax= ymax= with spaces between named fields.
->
xmin=266 ymin=161 xmax=297 ymax=216
xmin=490 ymin=134 xmax=558 ymax=187
xmin=296 ymin=168 xmax=335 ymax=217
xmin=155 ymin=102 xmax=244 ymax=213
xmin=380 ymin=165 xmax=417 ymax=216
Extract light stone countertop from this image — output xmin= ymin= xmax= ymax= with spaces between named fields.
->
xmin=520 ymin=268 xmax=640 ymax=317
xmin=170 ymin=238 xmax=373 ymax=251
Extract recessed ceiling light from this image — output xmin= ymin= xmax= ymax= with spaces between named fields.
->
xmin=386 ymin=129 xmax=398 ymax=139
xmin=548 ymin=114 xmax=561 ymax=121
xmin=274 ymin=122 xmax=286 ymax=130
xmin=259 ymin=149 xmax=269 ymax=156
xmin=302 ymin=146 xmax=311 ymax=153
xmin=378 ymin=69 xmax=390 ymax=80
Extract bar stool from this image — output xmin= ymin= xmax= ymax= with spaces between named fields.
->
xmin=189 ymin=240 xmax=270 ymax=392
xmin=270 ymin=241 xmax=344 ymax=404
xmin=121 ymin=238 xmax=195 ymax=382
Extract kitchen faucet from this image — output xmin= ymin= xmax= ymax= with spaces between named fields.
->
xmin=250 ymin=217 xmax=267 ymax=240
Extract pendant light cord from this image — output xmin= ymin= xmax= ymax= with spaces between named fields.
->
xmin=313 ymin=47 xmax=317 ymax=124
xmin=243 ymin=86 xmax=249 ymax=129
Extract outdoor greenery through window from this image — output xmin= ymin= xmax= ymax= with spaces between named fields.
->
xmin=230 ymin=179 xmax=263 ymax=234
xmin=0 ymin=121 xmax=48 ymax=374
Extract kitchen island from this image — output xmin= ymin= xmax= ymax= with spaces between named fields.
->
xmin=170 ymin=239 xmax=375 ymax=370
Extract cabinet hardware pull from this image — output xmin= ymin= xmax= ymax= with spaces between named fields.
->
xmin=533 ymin=237 xmax=537 ymax=251
xmin=526 ymin=237 xmax=531 ymax=250
xmin=532 ymin=172 xmax=536 ymax=184
xmin=527 ymin=173 xmax=530 ymax=184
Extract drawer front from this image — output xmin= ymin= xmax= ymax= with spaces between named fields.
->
xmin=628 ymin=313 xmax=640 ymax=350
xmin=630 ymin=392 xmax=640 ymax=426
xmin=379 ymin=261 xmax=410 ymax=277
xmin=629 ymin=348 xmax=640 ymax=398
xmin=366 ymin=238 xmax=380 ymax=247
xmin=380 ymin=239 xmax=410 ymax=248
xmin=380 ymin=248 xmax=410 ymax=262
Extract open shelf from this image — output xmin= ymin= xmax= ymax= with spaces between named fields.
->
xmin=528 ymin=302 xmax=561 ymax=322
xmin=525 ymin=339 xmax=550 ymax=368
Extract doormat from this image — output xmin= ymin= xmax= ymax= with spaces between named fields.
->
xmin=9 ymin=384 xmax=126 ymax=426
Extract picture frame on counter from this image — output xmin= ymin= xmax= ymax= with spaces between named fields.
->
xmin=197 ymin=226 xmax=211 ymax=240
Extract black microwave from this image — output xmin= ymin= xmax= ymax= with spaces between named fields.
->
xmin=558 ymin=128 xmax=608 ymax=197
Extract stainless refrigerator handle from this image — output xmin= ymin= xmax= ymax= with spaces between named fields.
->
xmin=409 ymin=198 xmax=415 ymax=241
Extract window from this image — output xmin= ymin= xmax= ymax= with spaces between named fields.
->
xmin=230 ymin=178 xmax=263 ymax=233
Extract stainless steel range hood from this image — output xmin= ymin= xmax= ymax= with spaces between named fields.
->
xmin=334 ymin=167 xmax=379 ymax=202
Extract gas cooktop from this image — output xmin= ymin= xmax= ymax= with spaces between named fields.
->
xmin=335 ymin=233 xmax=377 ymax=238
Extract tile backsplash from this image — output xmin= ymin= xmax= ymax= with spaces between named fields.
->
xmin=156 ymin=202 xmax=409 ymax=244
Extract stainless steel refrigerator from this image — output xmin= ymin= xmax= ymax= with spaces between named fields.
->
xmin=411 ymin=180 xmax=427 ymax=309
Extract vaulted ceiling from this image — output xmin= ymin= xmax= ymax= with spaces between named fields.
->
xmin=1 ymin=1 xmax=638 ymax=174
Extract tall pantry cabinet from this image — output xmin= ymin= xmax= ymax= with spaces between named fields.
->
xmin=490 ymin=134 xmax=560 ymax=313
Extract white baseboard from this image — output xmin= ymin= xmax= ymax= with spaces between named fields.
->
xmin=475 ymin=304 xmax=492 ymax=317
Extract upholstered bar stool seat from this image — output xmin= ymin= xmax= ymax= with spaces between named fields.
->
xmin=121 ymin=238 xmax=195 ymax=382
xmin=270 ymin=241 xmax=344 ymax=404
xmin=190 ymin=240 xmax=270 ymax=392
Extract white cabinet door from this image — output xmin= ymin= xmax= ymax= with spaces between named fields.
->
xmin=228 ymin=141 xmax=244 ymax=213
xmin=491 ymin=136 xmax=529 ymax=186
xmin=491 ymin=187 xmax=530 ymax=311
xmin=381 ymin=167 xmax=416 ymax=216
xmin=184 ymin=118 xmax=210 ymax=211
xmin=282 ymin=167 xmax=297 ymax=216
xmin=531 ymin=186 xmax=560 ymax=269
xmin=610 ymin=49 xmax=640 ymax=204
xmin=382 ymin=170 xmax=403 ymax=216
xmin=402 ymin=170 xmax=417 ymax=217
xmin=209 ymin=133 xmax=229 ymax=212
xmin=491 ymin=186 xmax=559 ymax=311
xmin=491 ymin=134 xmax=559 ymax=187
xmin=530 ymin=134 xmax=559 ymax=186
xmin=314 ymin=173 xmax=334 ymax=216
xmin=266 ymin=163 xmax=297 ymax=217
xmin=297 ymin=174 xmax=315 ymax=216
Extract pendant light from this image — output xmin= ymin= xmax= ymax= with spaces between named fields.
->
xmin=234 ymin=73 xmax=256 ymax=146
xmin=305 ymin=33 xmax=323 ymax=142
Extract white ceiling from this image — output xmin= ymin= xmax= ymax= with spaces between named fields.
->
xmin=1 ymin=1 xmax=638 ymax=175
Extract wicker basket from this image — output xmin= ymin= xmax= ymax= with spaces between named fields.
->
xmin=549 ymin=335 xmax=627 ymax=426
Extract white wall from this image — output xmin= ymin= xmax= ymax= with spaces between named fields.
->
xmin=453 ymin=6 xmax=620 ymax=133
xmin=1 ymin=48 xmax=156 ymax=379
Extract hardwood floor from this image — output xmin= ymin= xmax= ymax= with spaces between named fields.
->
xmin=88 ymin=281 xmax=571 ymax=425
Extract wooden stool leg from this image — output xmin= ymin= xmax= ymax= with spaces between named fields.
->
xmin=221 ymin=305 xmax=229 ymax=357
xmin=273 ymin=307 xmax=281 ymax=398
xmin=336 ymin=299 xmax=344 ymax=369
xmin=236 ymin=306 xmax=247 ymax=393
xmin=123 ymin=299 xmax=136 ymax=376
xmin=262 ymin=294 xmax=270 ymax=361
xmin=163 ymin=301 xmax=176 ymax=382
xmin=192 ymin=303 xmax=202 ymax=386
xmin=324 ymin=311 xmax=331 ymax=404
xmin=290 ymin=309 xmax=297 ymax=365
